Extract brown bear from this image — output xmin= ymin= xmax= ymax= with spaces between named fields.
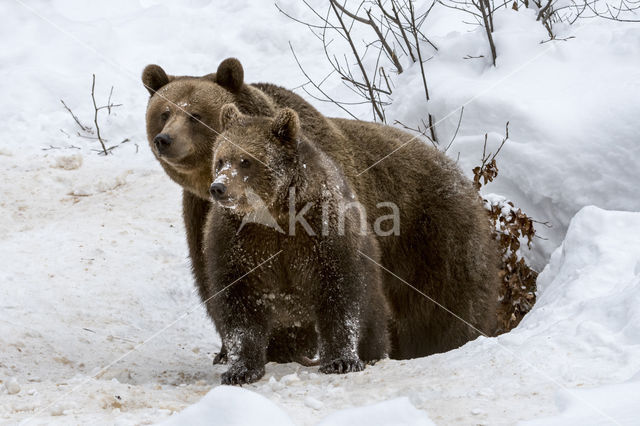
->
xmin=143 ymin=60 xmax=329 ymax=365
xmin=142 ymin=58 xmax=499 ymax=362
xmin=204 ymin=105 xmax=390 ymax=384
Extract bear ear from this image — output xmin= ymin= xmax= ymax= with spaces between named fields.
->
xmin=142 ymin=64 xmax=173 ymax=95
xmin=272 ymin=108 xmax=300 ymax=143
xmin=215 ymin=58 xmax=244 ymax=93
xmin=220 ymin=103 xmax=243 ymax=131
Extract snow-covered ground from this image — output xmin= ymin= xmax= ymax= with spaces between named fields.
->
xmin=1 ymin=1 xmax=639 ymax=424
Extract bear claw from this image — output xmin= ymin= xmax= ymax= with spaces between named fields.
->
xmin=221 ymin=364 xmax=265 ymax=385
xmin=319 ymin=357 xmax=364 ymax=374
xmin=212 ymin=350 xmax=228 ymax=365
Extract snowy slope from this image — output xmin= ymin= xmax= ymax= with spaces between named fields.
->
xmin=1 ymin=0 xmax=640 ymax=425
xmin=386 ymin=7 xmax=640 ymax=269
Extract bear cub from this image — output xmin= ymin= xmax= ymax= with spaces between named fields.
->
xmin=204 ymin=105 xmax=390 ymax=385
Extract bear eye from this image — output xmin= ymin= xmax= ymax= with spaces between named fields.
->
xmin=190 ymin=113 xmax=202 ymax=123
xmin=240 ymin=159 xmax=251 ymax=169
xmin=216 ymin=159 xmax=224 ymax=171
xmin=160 ymin=111 xmax=170 ymax=121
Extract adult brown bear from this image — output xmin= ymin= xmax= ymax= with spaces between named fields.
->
xmin=142 ymin=58 xmax=499 ymax=361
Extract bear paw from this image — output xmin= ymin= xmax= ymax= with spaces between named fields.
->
xmin=221 ymin=364 xmax=265 ymax=386
xmin=319 ymin=357 xmax=364 ymax=374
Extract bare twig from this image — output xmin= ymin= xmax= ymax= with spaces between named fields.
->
xmin=93 ymin=138 xmax=132 ymax=156
xmin=409 ymin=1 xmax=438 ymax=141
xmin=61 ymin=75 xmax=125 ymax=155
xmin=42 ymin=144 xmax=81 ymax=151
xmin=331 ymin=1 xmax=404 ymax=74
xmin=289 ymin=43 xmax=360 ymax=120
xmin=540 ymin=35 xmax=575 ymax=43
xmin=444 ymin=106 xmax=464 ymax=152
xmin=91 ymin=74 xmax=109 ymax=155
xmin=107 ymin=86 xmax=114 ymax=114
xmin=394 ymin=119 xmax=437 ymax=148
xmin=329 ymin=0 xmax=385 ymax=121
xmin=477 ymin=0 xmax=497 ymax=65
xmin=281 ymin=0 xmax=439 ymax=129
xmin=60 ymin=100 xmax=92 ymax=133
xmin=383 ymin=0 xmax=417 ymax=61
xmin=537 ymin=0 xmax=554 ymax=20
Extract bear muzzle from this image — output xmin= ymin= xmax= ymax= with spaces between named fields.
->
xmin=153 ymin=133 xmax=173 ymax=155
xmin=210 ymin=182 xmax=228 ymax=200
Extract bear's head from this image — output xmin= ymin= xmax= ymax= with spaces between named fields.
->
xmin=142 ymin=58 xmax=274 ymax=199
xmin=209 ymin=104 xmax=300 ymax=215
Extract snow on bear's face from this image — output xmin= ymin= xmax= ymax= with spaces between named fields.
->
xmin=210 ymin=105 xmax=300 ymax=216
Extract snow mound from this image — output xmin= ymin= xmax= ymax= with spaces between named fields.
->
xmin=520 ymin=376 xmax=640 ymax=425
xmin=506 ymin=205 xmax=640 ymax=380
xmin=159 ymin=386 xmax=295 ymax=426
xmin=317 ymin=397 xmax=435 ymax=426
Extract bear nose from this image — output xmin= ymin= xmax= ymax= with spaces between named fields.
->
xmin=153 ymin=133 xmax=172 ymax=153
xmin=210 ymin=182 xmax=227 ymax=199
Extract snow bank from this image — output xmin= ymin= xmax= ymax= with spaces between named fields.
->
xmin=507 ymin=206 xmax=640 ymax=425
xmin=317 ymin=397 xmax=435 ymax=426
xmin=160 ymin=386 xmax=295 ymax=426
xmin=521 ymin=376 xmax=640 ymax=425
xmin=505 ymin=205 xmax=640 ymax=385
xmin=160 ymin=384 xmax=436 ymax=425
xmin=388 ymin=8 xmax=640 ymax=268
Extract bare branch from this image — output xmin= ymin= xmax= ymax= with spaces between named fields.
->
xmin=91 ymin=74 xmax=109 ymax=155
xmin=329 ymin=0 xmax=385 ymax=121
xmin=444 ymin=106 xmax=464 ymax=152
xmin=478 ymin=0 xmax=498 ymax=65
xmin=394 ymin=119 xmax=437 ymax=148
xmin=409 ymin=1 xmax=438 ymax=142
xmin=60 ymin=100 xmax=92 ymax=133
xmin=289 ymin=42 xmax=360 ymax=120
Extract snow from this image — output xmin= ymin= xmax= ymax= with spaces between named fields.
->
xmin=521 ymin=377 xmax=640 ymax=425
xmin=386 ymin=6 xmax=640 ymax=269
xmin=160 ymin=386 xmax=295 ymax=426
xmin=4 ymin=379 xmax=21 ymax=396
xmin=316 ymin=398 xmax=436 ymax=426
xmin=1 ymin=0 xmax=640 ymax=425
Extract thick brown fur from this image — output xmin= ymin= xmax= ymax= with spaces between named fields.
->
xmin=204 ymin=106 xmax=390 ymax=384
xmin=142 ymin=58 xmax=499 ymax=362
xmin=143 ymin=59 xmax=319 ymax=365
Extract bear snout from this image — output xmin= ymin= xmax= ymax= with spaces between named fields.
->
xmin=153 ymin=133 xmax=173 ymax=154
xmin=210 ymin=182 xmax=227 ymax=199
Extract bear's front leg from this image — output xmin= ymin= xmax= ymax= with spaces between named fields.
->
xmin=209 ymin=276 xmax=270 ymax=385
xmin=314 ymin=244 xmax=366 ymax=374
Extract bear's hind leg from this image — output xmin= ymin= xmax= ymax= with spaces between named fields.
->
xmin=357 ymin=263 xmax=390 ymax=363
xmin=266 ymin=324 xmax=318 ymax=364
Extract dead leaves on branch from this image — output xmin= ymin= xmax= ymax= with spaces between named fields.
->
xmin=485 ymin=197 xmax=539 ymax=333
xmin=473 ymin=123 xmax=540 ymax=333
